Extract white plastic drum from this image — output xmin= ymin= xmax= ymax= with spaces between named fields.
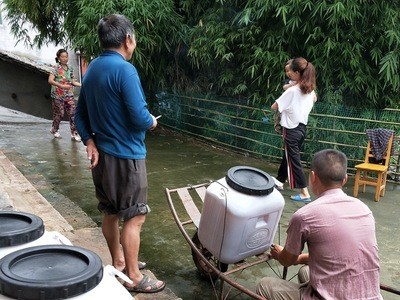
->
xmin=0 ymin=245 xmax=132 ymax=300
xmin=0 ymin=212 xmax=132 ymax=299
xmin=0 ymin=211 xmax=72 ymax=259
xmin=198 ymin=166 xmax=285 ymax=264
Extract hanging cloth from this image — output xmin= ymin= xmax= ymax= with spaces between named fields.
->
xmin=365 ymin=128 xmax=395 ymax=161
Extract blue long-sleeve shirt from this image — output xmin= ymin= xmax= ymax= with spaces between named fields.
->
xmin=75 ymin=51 xmax=153 ymax=159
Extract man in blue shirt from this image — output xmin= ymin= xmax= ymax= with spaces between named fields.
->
xmin=75 ymin=14 xmax=165 ymax=293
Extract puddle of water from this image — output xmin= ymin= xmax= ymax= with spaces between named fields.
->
xmin=1 ymin=122 xmax=293 ymax=299
xmin=1 ymin=120 xmax=398 ymax=299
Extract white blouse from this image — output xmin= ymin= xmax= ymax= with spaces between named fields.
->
xmin=276 ymin=85 xmax=315 ymax=129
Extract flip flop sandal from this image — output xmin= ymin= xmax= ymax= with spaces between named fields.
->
xmin=115 ymin=261 xmax=148 ymax=284
xmin=138 ymin=261 xmax=147 ymax=270
xmin=290 ymin=194 xmax=311 ymax=203
xmin=116 ymin=261 xmax=147 ymax=273
xmin=124 ymin=274 xmax=166 ymax=293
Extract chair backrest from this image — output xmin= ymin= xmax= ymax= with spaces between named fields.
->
xmin=364 ymin=134 xmax=394 ymax=167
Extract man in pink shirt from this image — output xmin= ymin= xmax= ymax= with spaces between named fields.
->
xmin=257 ymin=149 xmax=382 ymax=299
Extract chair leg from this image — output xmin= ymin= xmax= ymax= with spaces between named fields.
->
xmin=353 ymin=170 xmax=360 ymax=198
xmin=380 ymin=172 xmax=388 ymax=197
xmin=375 ymin=173 xmax=383 ymax=202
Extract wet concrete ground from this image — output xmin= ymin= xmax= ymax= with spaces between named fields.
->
xmin=0 ymin=106 xmax=399 ymax=299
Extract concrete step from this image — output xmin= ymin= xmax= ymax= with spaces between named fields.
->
xmin=0 ymin=150 xmax=179 ymax=300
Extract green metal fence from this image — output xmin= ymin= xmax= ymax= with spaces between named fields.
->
xmin=152 ymin=92 xmax=400 ymax=181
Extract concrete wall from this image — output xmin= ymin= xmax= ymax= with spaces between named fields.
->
xmin=0 ymin=59 xmax=53 ymax=119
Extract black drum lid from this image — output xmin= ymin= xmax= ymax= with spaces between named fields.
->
xmin=226 ymin=166 xmax=274 ymax=196
xmin=0 ymin=245 xmax=103 ymax=300
xmin=0 ymin=211 xmax=44 ymax=248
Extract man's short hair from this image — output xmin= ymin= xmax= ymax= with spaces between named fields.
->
xmin=311 ymin=149 xmax=347 ymax=186
xmin=97 ymin=14 xmax=135 ymax=49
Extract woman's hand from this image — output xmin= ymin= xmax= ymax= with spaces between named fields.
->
xmin=271 ymin=101 xmax=279 ymax=110
xmin=59 ymin=83 xmax=72 ymax=90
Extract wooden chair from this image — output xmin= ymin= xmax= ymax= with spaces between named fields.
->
xmin=353 ymin=134 xmax=394 ymax=201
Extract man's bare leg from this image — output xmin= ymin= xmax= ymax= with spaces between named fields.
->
xmin=102 ymin=214 xmax=125 ymax=271
xmin=121 ymin=215 xmax=164 ymax=290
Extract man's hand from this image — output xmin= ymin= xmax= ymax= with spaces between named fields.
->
xmin=86 ymin=139 xmax=99 ymax=169
xmin=270 ymin=244 xmax=283 ymax=260
xmin=270 ymin=244 xmax=300 ymax=267
xmin=149 ymin=114 xmax=158 ymax=131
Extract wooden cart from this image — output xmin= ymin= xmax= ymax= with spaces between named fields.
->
xmin=165 ymin=182 xmax=400 ymax=299
xmin=166 ymin=182 xmax=288 ymax=300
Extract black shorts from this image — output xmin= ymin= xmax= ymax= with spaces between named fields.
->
xmin=92 ymin=150 xmax=149 ymax=221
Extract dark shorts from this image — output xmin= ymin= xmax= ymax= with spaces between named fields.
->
xmin=92 ymin=150 xmax=149 ymax=221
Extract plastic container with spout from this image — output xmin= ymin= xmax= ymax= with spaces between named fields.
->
xmin=198 ymin=166 xmax=285 ymax=264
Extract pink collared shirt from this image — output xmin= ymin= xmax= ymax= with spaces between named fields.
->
xmin=285 ymin=188 xmax=382 ymax=299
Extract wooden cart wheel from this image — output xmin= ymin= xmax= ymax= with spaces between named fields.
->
xmin=191 ymin=231 xmax=228 ymax=282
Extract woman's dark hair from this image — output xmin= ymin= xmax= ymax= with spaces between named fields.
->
xmin=55 ymin=49 xmax=68 ymax=63
xmin=290 ymin=57 xmax=316 ymax=94
xmin=97 ymin=14 xmax=135 ymax=49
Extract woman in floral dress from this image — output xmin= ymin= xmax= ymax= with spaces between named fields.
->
xmin=48 ymin=49 xmax=82 ymax=141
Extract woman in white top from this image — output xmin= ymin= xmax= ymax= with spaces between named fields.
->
xmin=271 ymin=57 xmax=316 ymax=202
